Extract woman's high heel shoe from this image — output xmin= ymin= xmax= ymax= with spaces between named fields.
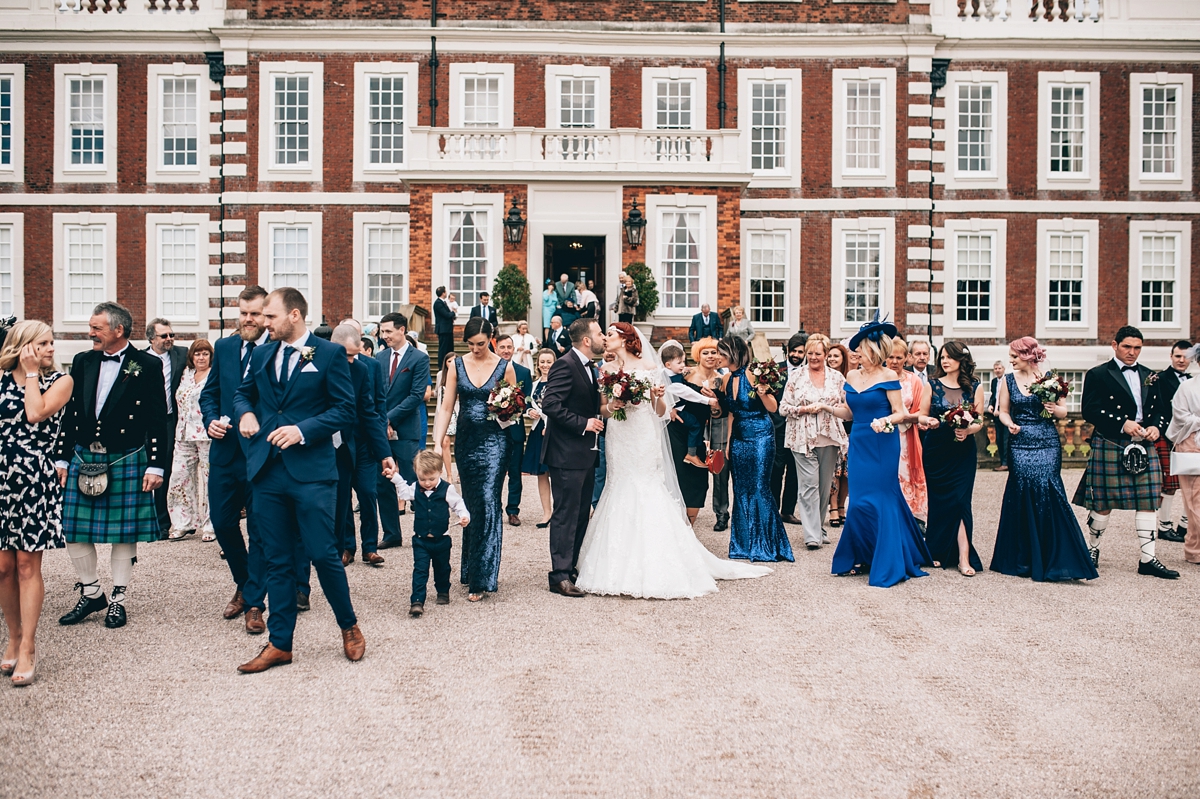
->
xmin=536 ymin=521 xmax=550 ymax=529
xmin=0 ymin=657 xmax=16 ymax=676
xmin=11 ymin=655 xmax=36 ymax=686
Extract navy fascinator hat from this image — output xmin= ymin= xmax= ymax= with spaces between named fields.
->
xmin=847 ymin=310 xmax=898 ymax=352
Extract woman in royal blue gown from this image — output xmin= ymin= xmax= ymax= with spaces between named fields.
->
xmin=814 ymin=317 xmax=931 ymax=587
xmin=432 ymin=317 xmax=515 ymax=602
xmin=715 ymin=335 xmax=794 ymax=562
xmin=990 ymin=337 xmax=1098 ymax=581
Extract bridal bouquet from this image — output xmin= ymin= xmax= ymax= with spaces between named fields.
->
xmin=940 ymin=401 xmax=978 ymax=430
xmin=486 ymin=380 xmax=526 ymax=429
xmin=598 ymin=369 xmax=652 ymax=421
xmin=1029 ymin=371 xmax=1071 ymax=418
xmin=745 ymin=359 xmax=785 ymax=400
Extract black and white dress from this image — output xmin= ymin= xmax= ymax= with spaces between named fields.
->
xmin=0 ymin=371 xmax=67 ymax=551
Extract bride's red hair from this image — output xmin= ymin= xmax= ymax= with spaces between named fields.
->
xmin=610 ymin=322 xmax=642 ymax=358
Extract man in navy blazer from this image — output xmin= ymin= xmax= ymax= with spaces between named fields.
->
xmin=495 ymin=334 xmax=532 ymax=525
xmin=199 ymin=286 xmax=273 ymax=633
xmin=433 ymin=286 xmax=457 ymax=375
xmin=375 ymin=311 xmax=431 ymax=549
xmin=468 ymin=292 xmax=499 ymax=327
xmin=688 ymin=304 xmax=723 ymax=342
xmin=232 ymin=288 xmax=367 ymax=673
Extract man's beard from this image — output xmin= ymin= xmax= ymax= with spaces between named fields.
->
xmin=239 ymin=324 xmax=262 ymax=343
xmin=788 ymin=356 xmax=803 ymax=367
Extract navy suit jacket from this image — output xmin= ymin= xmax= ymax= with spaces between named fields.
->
xmin=233 ymin=333 xmax=355 ymax=483
xmin=342 ymin=355 xmax=391 ymax=465
xmin=199 ymin=334 xmax=254 ymax=469
xmin=507 ymin=361 xmax=532 ymax=443
xmin=688 ymin=313 xmax=723 ymax=342
xmin=376 ymin=344 xmax=430 ymax=442
xmin=433 ymin=297 xmax=456 ymax=334
xmin=469 ymin=304 xmax=498 ymax=326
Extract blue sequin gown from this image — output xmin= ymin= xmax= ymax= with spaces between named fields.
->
xmin=455 ymin=357 xmax=512 ymax=593
xmin=831 ymin=380 xmax=931 ymax=587
xmin=991 ymin=374 xmax=1098 ymax=581
xmin=720 ymin=368 xmax=794 ymax=562
xmin=922 ymin=379 xmax=983 ymax=572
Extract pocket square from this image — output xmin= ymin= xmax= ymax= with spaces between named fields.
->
xmin=301 ymin=363 xmax=319 ymax=373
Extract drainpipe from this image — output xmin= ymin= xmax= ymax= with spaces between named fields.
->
xmin=717 ymin=0 xmax=726 ymax=128
xmin=928 ymin=58 xmax=950 ymax=344
xmin=206 ymin=51 xmax=226 ymax=333
xmin=429 ymin=37 xmax=439 ymax=128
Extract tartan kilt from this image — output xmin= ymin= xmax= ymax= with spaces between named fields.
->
xmin=1072 ymin=434 xmax=1163 ymax=512
xmin=63 ymin=446 xmax=161 ymax=544
xmin=1155 ymin=438 xmax=1180 ymax=493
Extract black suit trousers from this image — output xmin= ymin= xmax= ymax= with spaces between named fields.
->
xmin=548 ymin=466 xmax=594 ymax=585
xmin=437 ymin=332 xmax=455 ymax=373
xmin=154 ymin=412 xmax=179 ymax=531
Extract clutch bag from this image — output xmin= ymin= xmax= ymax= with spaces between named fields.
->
xmin=1170 ymin=450 xmax=1200 ymax=476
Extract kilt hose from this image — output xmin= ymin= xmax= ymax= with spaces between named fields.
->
xmin=63 ymin=445 xmax=161 ymax=544
xmin=1155 ymin=438 xmax=1180 ymax=494
xmin=1072 ymin=434 xmax=1163 ymax=513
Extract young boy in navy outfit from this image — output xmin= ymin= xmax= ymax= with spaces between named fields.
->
xmin=659 ymin=341 xmax=720 ymax=469
xmin=392 ymin=451 xmax=470 ymax=617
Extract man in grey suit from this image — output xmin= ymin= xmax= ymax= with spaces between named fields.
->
xmin=375 ymin=311 xmax=431 ymax=549
xmin=145 ymin=317 xmax=189 ymax=535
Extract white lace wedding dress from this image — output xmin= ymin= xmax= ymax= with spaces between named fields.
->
xmin=575 ymin=368 xmax=772 ymax=599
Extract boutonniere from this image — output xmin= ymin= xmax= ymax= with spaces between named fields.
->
xmin=299 ymin=346 xmax=316 ymax=364
xmin=122 ymin=361 xmax=142 ymax=378
xmin=1144 ymin=372 xmax=1158 ymax=387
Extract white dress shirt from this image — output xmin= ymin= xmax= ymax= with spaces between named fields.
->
xmin=387 ymin=340 xmax=411 ymax=383
xmin=242 ymin=331 xmax=270 ymax=378
xmin=912 ymin=366 xmax=929 ymax=386
xmin=275 ymin=330 xmax=311 ymax=381
xmin=573 ymin=347 xmax=594 ymax=381
xmin=1114 ymin=356 xmax=1144 ymax=422
xmin=156 ymin=349 xmax=174 ymax=414
xmin=96 ymin=343 xmax=131 ymax=417
xmin=391 ymin=475 xmax=470 ymax=528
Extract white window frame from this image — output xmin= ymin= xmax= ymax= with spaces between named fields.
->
xmin=739 ymin=217 xmax=801 ymax=334
xmin=257 ymin=211 xmax=323 ymax=325
xmin=352 ymin=210 xmax=411 ymax=323
xmin=1035 ymin=218 xmax=1099 ymax=340
xmin=257 ymin=62 xmax=324 ymax=183
xmin=352 ymin=62 xmax=420 ymax=182
xmin=448 ymin=63 xmax=514 ymax=129
xmin=831 ymin=67 xmax=896 ymax=188
xmin=737 ymin=68 xmax=802 ymax=188
xmin=544 ymin=65 xmax=611 ymax=130
xmin=1037 ymin=71 xmax=1100 ymax=192
xmin=144 ymin=212 xmax=210 ymax=332
xmin=52 ymin=212 xmax=117 ymax=332
xmin=432 ymin=192 xmax=504 ymax=319
xmin=643 ymin=193 xmax=718 ymax=322
xmin=829 ymin=217 xmax=896 ymax=339
xmin=54 ymin=64 xmax=118 ymax=184
xmin=641 ymin=67 xmax=707 ymax=132
xmin=146 ymin=63 xmax=212 ymax=185
xmin=1127 ymin=219 xmax=1191 ymax=339
xmin=0 ymin=213 xmax=24 ymax=320
xmin=942 ymin=218 xmax=1007 ymax=340
xmin=944 ymin=71 xmax=1008 ymax=190
xmin=0 ymin=65 xmax=25 ymax=184
xmin=1129 ymin=73 xmax=1193 ymax=192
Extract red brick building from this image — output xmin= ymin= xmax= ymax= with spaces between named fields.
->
xmin=0 ymin=0 xmax=1197 ymax=402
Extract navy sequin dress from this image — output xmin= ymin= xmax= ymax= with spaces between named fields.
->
xmin=455 ymin=357 xmax=512 ymax=593
xmin=923 ymin=379 xmax=983 ymax=572
xmin=991 ymin=374 xmax=1098 ymax=581
xmin=720 ymin=368 xmax=793 ymax=562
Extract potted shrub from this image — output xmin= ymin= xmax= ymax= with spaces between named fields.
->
xmin=491 ymin=262 xmax=532 ymax=334
xmin=623 ymin=261 xmax=658 ymax=336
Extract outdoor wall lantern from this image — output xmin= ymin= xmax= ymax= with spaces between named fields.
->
xmin=623 ymin=199 xmax=646 ymax=248
xmin=503 ymin=201 xmax=526 ymax=245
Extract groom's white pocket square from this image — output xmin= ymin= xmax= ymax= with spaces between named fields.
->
xmin=301 ymin=363 xmax=319 ymax=373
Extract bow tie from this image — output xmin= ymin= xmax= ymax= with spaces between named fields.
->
xmin=100 ymin=353 xmax=121 ymax=363
xmin=1120 ymin=365 xmax=1139 ymax=373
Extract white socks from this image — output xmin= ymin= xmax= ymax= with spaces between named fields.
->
xmin=65 ymin=542 xmax=137 ymax=602
xmin=1135 ymin=511 xmax=1157 ymax=564
xmin=110 ymin=543 xmax=137 ymax=604
xmin=1086 ymin=512 xmax=1109 ymax=556
xmin=1158 ymin=494 xmax=1174 ymax=527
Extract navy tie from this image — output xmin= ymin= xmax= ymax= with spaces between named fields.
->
xmin=278 ymin=345 xmax=295 ymax=388
xmin=241 ymin=341 xmax=256 ymax=377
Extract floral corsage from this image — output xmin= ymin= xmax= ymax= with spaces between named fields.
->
xmin=299 ymin=346 xmax=317 ymax=363
xmin=122 ymin=361 xmax=142 ymax=378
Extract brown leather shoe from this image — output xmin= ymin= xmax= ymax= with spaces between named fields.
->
xmin=409 ymin=602 xmax=424 ymax=617
xmin=342 ymin=624 xmax=366 ymax=661
xmin=237 ymin=643 xmax=292 ymax=673
xmin=507 ymin=514 xmax=521 ymax=526
xmin=362 ymin=552 xmax=385 ymax=566
xmin=244 ymin=607 xmax=265 ymax=635
xmin=223 ymin=589 xmax=245 ymax=619
xmin=781 ymin=514 xmax=802 ymax=525
xmin=549 ymin=580 xmax=585 ymax=598
xmin=341 ymin=550 xmax=353 ymax=566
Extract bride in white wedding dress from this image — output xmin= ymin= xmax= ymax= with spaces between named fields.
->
xmin=575 ymin=324 xmax=772 ymax=599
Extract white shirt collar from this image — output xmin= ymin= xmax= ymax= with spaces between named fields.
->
xmin=1112 ymin=356 xmax=1139 ymax=371
xmin=285 ymin=330 xmax=310 ymax=351
xmin=104 ymin=343 xmax=131 ymax=359
xmin=573 ymin=348 xmax=593 ymax=368
xmin=391 ymin=340 xmax=409 ymax=359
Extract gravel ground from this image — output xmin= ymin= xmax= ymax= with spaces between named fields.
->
xmin=2 ymin=470 xmax=1198 ymax=799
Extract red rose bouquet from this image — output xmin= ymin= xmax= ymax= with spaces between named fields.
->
xmin=745 ymin=359 xmax=785 ymax=400
xmin=486 ymin=380 xmax=526 ymax=428
xmin=940 ymin=401 xmax=978 ymax=430
xmin=1029 ymin=371 xmax=1071 ymax=419
xmin=598 ymin=368 xmax=652 ymax=421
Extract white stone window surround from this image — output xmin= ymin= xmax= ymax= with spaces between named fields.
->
xmin=944 ymin=71 xmax=1008 ymax=190
xmin=144 ymin=212 xmax=211 ymax=332
xmin=1034 ymin=217 xmax=1099 ymax=340
xmin=544 ymin=64 xmax=612 ymax=130
xmin=448 ymin=63 xmax=515 ymax=129
xmin=737 ymin=68 xmax=803 ymax=188
xmin=257 ymin=211 xmax=323 ymax=325
xmin=643 ymin=193 xmax=718 ymax=322
xmin=739 ymin=216 xmax=802 ymax=334
xmin=831 ymin=67 xmax=896 ymax=188
xmin=0 ymin=65 xmax=25 ymax=184
xmin=0 ymin=213 xmax=24 ymax=320
xmin=353 ymin=62 xmax=420 ymax=182
xmin=941 ymin=218 xmax=1007 ymax=340
xmin=641 ymin=67 xmax=708 ymax=132
xmin=257 ymin=62 xmax=324 ymax=183
xmin=1037 ymin=71 xmax=1100 ymax=192
xmin=54 ymin=63 xmax=118 ymax=185
xmin=1129 ymin=73 xmax=1193 ymax=192
xmin=352 ymin=210 xmax=412 ymax=323
xmin=432 ymin=192 xmax=505 ymax=319
xmin=146 ymin=63 xmax=213 ymax=185
xmin=1126 ymin=219 xmax=1191 ymax=340
xmin=53 ymin=211 xmax=118 ymax=332
xmin=829 ymin=216 xmax=896 ymax=340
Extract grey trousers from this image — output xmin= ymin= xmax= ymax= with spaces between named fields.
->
xmin=792 ymin=446 xmax=838 ymax=545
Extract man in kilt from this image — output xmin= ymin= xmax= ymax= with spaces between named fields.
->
xmin=1072 ymin=325 xmax=1179 ymax=579
xmin=54 ymin=302 xmax=170 ymax=628
xmin=1150 ymin=340 xmax=1193 ymax=543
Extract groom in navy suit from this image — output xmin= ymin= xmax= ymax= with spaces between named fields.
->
xmin=233 ymin=287 xmax=369 ymax=673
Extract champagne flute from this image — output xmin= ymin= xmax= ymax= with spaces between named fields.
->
xmin=591 ymin=415 xmax=602 ymax=451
